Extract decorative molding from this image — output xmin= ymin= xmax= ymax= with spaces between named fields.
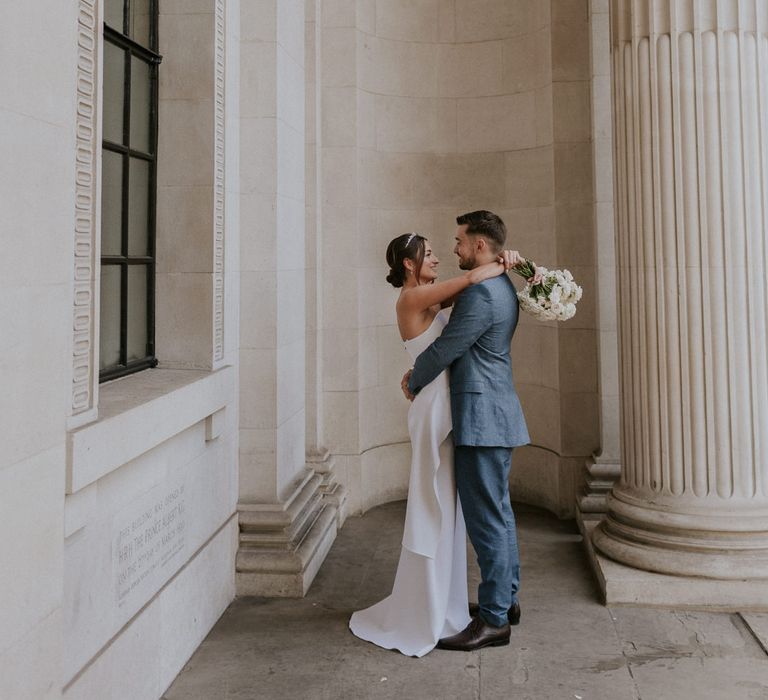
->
xmin=213 ymin=0 xmax=226 ymax=365
xmin=71 ymin=0 xmax=99 ymax=416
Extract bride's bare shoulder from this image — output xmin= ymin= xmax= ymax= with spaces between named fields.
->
xmin=396 ymin=302 xmax=438 ymax=341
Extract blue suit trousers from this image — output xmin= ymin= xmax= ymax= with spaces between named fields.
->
xmin=454 ymin=445 xmax=520 ymax=628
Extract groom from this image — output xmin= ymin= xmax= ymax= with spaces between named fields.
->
xmin=402 ymin=210 xmax=530 ymax=651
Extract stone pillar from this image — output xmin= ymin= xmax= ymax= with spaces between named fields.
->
xmin=236 ymin=0 xmax=338 ymax=597
xmin=579 ymin=0 xmax=622 ymax=517
xmin=592 ymin=0 xmax=768 ymax=587
xmin=305 ymin=0 xmax=348 ymax=527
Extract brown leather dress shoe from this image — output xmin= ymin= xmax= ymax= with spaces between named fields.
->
xmin=436 ymin=616 xmax=511 ymax=651
xmin=468 ymin=601 xmax=521 ymax=625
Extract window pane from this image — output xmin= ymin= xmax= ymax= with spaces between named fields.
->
xmin=101 ymin=150 xmax=123 ymax=255
xmin=128 ymin=158 xmax=149 ymax=256
xmin=130 ymin=57 xmax=152 ymax=153
xmin=128 ymin=0 xmax=152 ymax=49
xmin=100 ymin=265 xmax=122 ymax=369
xmin=127 ymin=265 xmax=148 ymax=362
xmin=104 ymin=0 xmax=124 ymax=32
xmin=103 ymin=42 xmax=125 ymax=144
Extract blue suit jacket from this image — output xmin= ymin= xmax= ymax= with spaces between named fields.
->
xmin=407 ymin=275 xmax=530 ymax=448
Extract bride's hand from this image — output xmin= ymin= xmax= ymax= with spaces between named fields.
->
xmin=497 ymin=249 xmax=524 ymax=270
xmin=528 ymin=268 xmax=544 ymax=285
xmin=497 ymin=250 xmax=543 ymax=284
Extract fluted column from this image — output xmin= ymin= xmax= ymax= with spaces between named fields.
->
xmin=593 ymin=0 xmax=768 ymax=579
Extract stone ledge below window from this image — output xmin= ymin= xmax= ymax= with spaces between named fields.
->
xmin=66 ymin=366 xmax=234 ymax=494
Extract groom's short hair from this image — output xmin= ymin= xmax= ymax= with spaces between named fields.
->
xmin=456 ymin=210 xmax=506 ymax=252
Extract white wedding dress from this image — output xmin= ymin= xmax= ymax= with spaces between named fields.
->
xmin=349 ymin=310 xmax=471 ymax=656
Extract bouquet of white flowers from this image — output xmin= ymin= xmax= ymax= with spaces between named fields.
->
xmin=511 ymin=259 xmax=582 ymax=321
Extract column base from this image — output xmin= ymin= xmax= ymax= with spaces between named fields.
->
xmin=577 ymin=456 xmax=621 ymax=514
xmin=308 ymin=449 xmax=349 ymax=528
xmin=578 ymin=516 xmax=768 ymax=611
xmin=236 ymin=470 xmax=338 ymax=597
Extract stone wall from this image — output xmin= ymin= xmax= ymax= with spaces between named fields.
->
xmin=0 ymin=2 xmax=75 ymax=696
xmin=0 ymin=1 xmax=242 ymax=698
xmin=317 ymin=0 xmax=600 ymax=517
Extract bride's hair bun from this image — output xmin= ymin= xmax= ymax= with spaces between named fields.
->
xmin=385 ymin=233 xmax=426 ymax=289
xmin=386 ymin=268 xmax=404 ymax=287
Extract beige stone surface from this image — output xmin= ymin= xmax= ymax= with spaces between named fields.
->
xmin=276 ymin=339 xmax=306 ymax=421
xmin=0 ymin=285 xmax=70 ymax=470
xmin=277 ymin=0 xmax=305 ymax=66
xmin=156 ymin=186 xmax=215 ymax=273
xmin=743 ymin=615 xmax=768 ymax=653
xmin=437 ymin=41 xmax=504 ymax=98
xmin=0 ymin=608 xmax=62 ymax=700
xmin=1 ymin=116 xmax=73 ymax=290
xmin=359 ymin=384 xmax=409 ymax=451
xmin=155 ymin=272 xmax=215 ymax=368
xmin=239 ymin=117 xmax=279 ymax=195
xmin=358 ymin=35 xmax=438 ymax=96
xmin=374 ymin=95 xmax=457 ymax=153
xmin=322 ymin=86 xmax=357 ymax=147
xmin=166 ymin=503 xmax=768 ymax=699
xmin=64 ymin=518 xmax=237 ymax=700
xmin=67 ymin=368 xmax=233 ymax=492
xmin=240 ymin=269 xmax=277 ymax=348
xmin=239 ymin=192 xmax=278 ymax=270
xmin=159 ymin=12 xmax=215 ymax=99
xmin=582 ymin=521 xmax=768 ymax=610
xmin=551 ymin=13 xmax=590 ymax=81
xmin=454 ymin=0 xmax=539 ymax=42
xmin=553 ymin=79 xmax=592 ymax=142
xmin=322 ymin=0 xmax=356 ymax=29
xmin=275 ymin=407 xmax=310 ymax=497
xmin=0 ymin=448 xmax=65 ymax=654
xmin=157 ymin=99 xmax=215 ymax=187
xmin=360 ymin=444 xmax=412 ymax=511
xmin=239 ymin=427 xmax=278 ymax=502
xmin=504 ymin=147 xmax=554 ymax=207
xmin=323 ymin=390 xmax=361 ymax=454
xmin=0 ymin=6 xmax=76 ymax=699
xmin=239 ymin=41 xmax=278 ymax=119
xmin=456 ymin=92 xmax=537 ymax=152
xmin=375 ymin=0 xmax=441 ymax=42
xmin=502 ymin=29 xmax=551 ymax=93
xmin=321 ymin=26 xmax=357 ymax=87
xmin=64 ymin=420 xmax=237 ymax=675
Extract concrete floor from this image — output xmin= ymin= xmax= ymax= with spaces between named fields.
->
xmin=164 ymin=502 xmax=768 ymax=700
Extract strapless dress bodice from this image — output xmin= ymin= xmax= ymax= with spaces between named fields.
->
xmin=404 ymin=309 xmax=449 ymax=362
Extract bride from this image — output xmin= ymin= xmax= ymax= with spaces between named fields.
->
xmin=348 ymin=232 xmax=518 ymax=657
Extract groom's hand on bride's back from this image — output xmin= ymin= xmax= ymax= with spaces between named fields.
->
xmin=401 ymin=369 xmax=415 ymax=401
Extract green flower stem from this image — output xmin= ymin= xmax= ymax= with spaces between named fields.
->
xmin=511 ymin=259 xmax=550 ymax=297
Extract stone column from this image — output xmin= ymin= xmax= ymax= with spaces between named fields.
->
xmin=305 ymin=0 xmax=348 ymax=527
xmin=579 ymin=0 xmax=622 ymax=517
xmin=593 ymin=0 xmax=768 ymax=582
xmin=236 ymin=0 xmax=338 ymax=597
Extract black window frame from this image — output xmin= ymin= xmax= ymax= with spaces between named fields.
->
xmin=100 ymin=0 xmax=162 ymax=382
